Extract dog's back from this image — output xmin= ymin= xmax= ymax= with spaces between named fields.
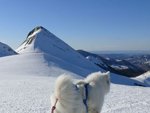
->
xmin=51 ymin=74 xmax=86 ymax=113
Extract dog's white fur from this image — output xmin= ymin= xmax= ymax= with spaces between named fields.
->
xmin=50 ymin=71 xmax=110 ymax=113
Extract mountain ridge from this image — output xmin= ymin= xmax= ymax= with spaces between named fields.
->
xmin=0 ymin=26 xmax=147 ymax=86
xmin=77 ymin=50 xmax=146 ymax=77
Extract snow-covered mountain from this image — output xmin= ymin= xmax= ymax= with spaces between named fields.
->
xmin=0 ymin=26 xmax=101 ymax=77
xmin=0 ymin=42 xmax=17 ymax=57
xmin=78 ymin=50 xmax=146 ymax=77
xmin=0 ymin=26 xmax=150 ymax=113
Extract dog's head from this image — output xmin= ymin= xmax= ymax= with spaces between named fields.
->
xmin=100 ymin=71 xmax=110 ymax=94
xmin=85 ymin=71 xmax=110 ymax=94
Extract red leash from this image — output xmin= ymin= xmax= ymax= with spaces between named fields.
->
xmin=51 ymin=98 xmax=58 ymax=113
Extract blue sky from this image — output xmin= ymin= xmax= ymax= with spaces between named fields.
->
xmin=0 ymin=0 xmax=150 ymax=51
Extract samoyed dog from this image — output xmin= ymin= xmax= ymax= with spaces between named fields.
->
xmin=50 ymin=71 xmax=110 ymax=113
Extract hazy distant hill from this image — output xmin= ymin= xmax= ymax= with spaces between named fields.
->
xmin=77 ymin=50 xmax=149 ymax=77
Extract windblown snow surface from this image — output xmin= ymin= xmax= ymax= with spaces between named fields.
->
xmin=0 ymin=26 xmax=150 ymax=113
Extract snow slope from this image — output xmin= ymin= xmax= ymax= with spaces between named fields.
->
xmin=0 ymin=53 xmax=97 ymax=77
xmin=0 ymin=76 xmax=150 ymax=113
xmin=103 ymin=84 xmax=150 ymax=113
xmin=134 ymin=71 xmax=150 ymax=86
xmin=0 ymin=42 xmax=17 ymax=57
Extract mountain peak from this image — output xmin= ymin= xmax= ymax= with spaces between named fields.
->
xmin=16 ymin=26 xmax=81 ymax=58
xmin=16 ymin=26 xmax=59 ymax=53
xmin=26 ymin=26 xmax=48 ymax=38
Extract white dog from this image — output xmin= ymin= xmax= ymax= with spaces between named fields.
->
xmin=50 ymin=71 xmax=110 ymax=113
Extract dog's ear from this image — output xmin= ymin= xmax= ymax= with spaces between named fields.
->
xmin=104 ymin=71 xmax=110 ymax=80
xmin=103 ymin=71 xmax=110 ymax=85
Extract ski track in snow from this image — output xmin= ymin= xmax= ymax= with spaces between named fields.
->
xmin=0 ymin=76 xmax=150 ymax=113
